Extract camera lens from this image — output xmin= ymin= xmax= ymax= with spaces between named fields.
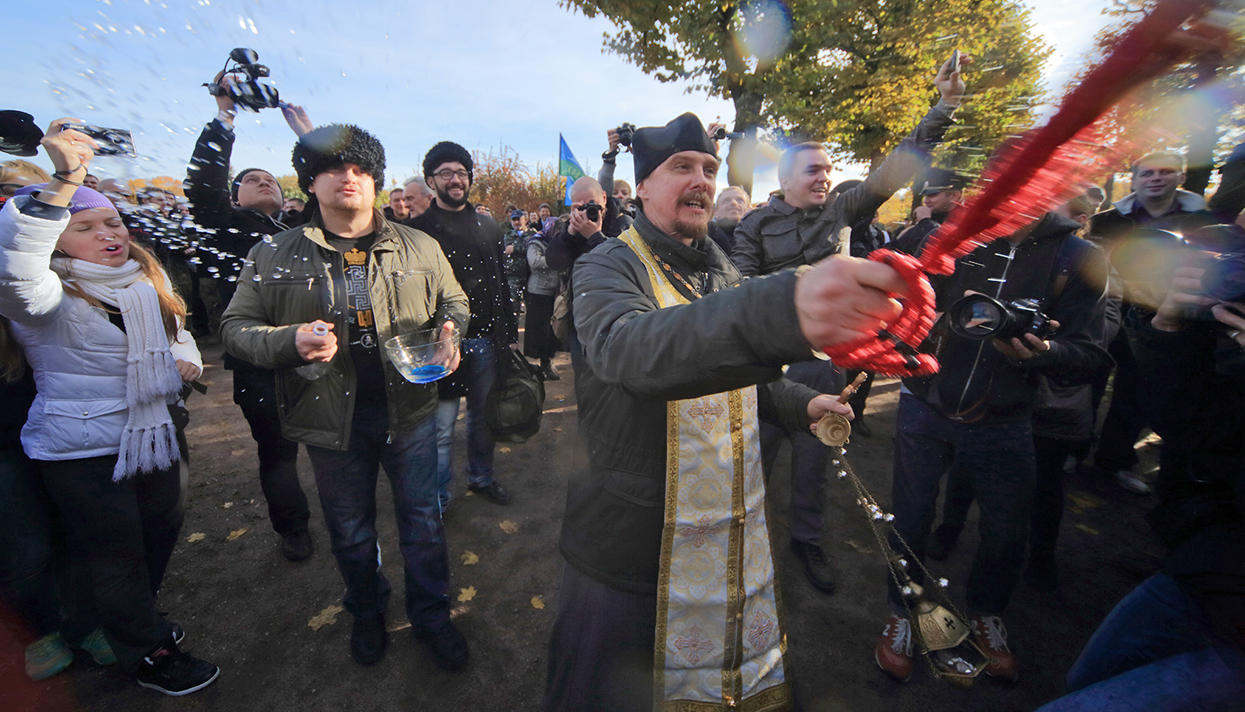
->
xmin=949 ymin=294 xmax=1008 ymax=340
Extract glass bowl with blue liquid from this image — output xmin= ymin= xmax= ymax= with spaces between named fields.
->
xmin=384 ymin=326 xmax=461 ymax=384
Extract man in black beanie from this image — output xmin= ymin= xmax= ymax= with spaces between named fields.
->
xmin=184 ymin=86 xmax=316 ymax=563
xmin=409 ymin=140 xmax=518 ymax=509
xmin=543 ymin=112 xmax=908 ymax=710
xmin=222 ymin=124 xmax=473 ymax=671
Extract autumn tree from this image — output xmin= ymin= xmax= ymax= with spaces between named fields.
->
xmin=561 ymin=0 xmax=1050 ymax=195
xmin=468 ymin=146 xmax=569 ymax=218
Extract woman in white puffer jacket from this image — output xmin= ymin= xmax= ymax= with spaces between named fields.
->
xmin=0 ymin=118 xmax=219 ymax=696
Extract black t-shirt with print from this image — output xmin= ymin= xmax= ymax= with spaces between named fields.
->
xmin=325 ymin=231 xmax=387 ymax=405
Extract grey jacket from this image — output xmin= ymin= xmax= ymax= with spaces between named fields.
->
xmin=560 ymin=212 xmax=821 ymax=592
xmin=526 ymin=237 xmax=561 ymax=296
xmin=221 ymin=209 xmax=470 ymax=450
xmin=732 ymin=100 xmax=957 ymax=276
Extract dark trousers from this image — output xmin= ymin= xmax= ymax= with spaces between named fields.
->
xmin=543 ymin=564 xmax=657 ymax=712
xmin=0 ymin=446 xmax=60 ymax=640
xmin=760 ymin=358 xmax=843 ymax=545
xmin=305 ymin=407 xmax=449 ymax=630
xmin=845 ymin=368 xmax=874 ymax=419
xmin=1094 ymin=331 xmax=1145 ymax=472
xmin=524 ymin=292 xmax=557 ymax=360
xmin=888 ymin=394 xmax=1035 ymax=615
xmin=233 ymin=368 xmax=309 ymax=535
xmin=934 ymin=434 xmax=1079 ymax=566
xmin=38 ymin=456 xmax=179 ymax=672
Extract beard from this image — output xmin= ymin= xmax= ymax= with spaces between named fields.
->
xmin=672 ymin=214 xmax=710 ymax=242
xmin=436 ymin=184 xmax=469 ymax=209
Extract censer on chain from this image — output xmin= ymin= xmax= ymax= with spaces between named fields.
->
xmin=814 ymin=373 xmax=989 ymax=686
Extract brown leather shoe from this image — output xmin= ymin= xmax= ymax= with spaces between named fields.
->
xmin=874 ymin=614 xmax=914 ymax=682
xmin=972 ymin=615 xmax=1019 ymax=682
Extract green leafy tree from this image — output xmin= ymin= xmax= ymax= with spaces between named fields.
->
xmin=562 ymin=0 xmax=1050 ymax=194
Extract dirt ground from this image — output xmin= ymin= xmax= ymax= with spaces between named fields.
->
xmin=1 ymin=341 xmax=1164 ymax=712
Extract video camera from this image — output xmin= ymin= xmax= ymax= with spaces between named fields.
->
xmin=614 ymin=123 xmax=637 ymax=149
xmin=205 ymin=48 xmax=280 ymax=112
xmin=947 ymin=294 xmax=1055 ymax=341
xmin=0 ymin=111 xmax=42 ymax=157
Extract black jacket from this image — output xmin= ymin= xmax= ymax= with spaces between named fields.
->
xmin=185 ymin=118 xmax=287 ymax=371
xmin=560 ymin=211 xmax=821 ymax=592
xmin=1088 ymin=190 xmax=1216 ymax=245
xmin=732 ymin=100 xmax=957 ymax=276
xmin=185 ymin=119 xmax=287 ymax=255
xmin=407 ymin=203 xmax=517 ymax=345
xmin=905 ymin=213 xmax=1112 ymax=423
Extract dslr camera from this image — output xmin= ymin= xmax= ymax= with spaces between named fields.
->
xmin=576 ymin=200 xmax=602 ymax=222
xmin=948 ymin=294 xmax=1055 ymax=341
xmin=205 ymin=48 xmax=280 ymax=112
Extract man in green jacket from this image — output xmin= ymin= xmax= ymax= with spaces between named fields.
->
xmin=221 ymin=124 xmax=472 ymax=671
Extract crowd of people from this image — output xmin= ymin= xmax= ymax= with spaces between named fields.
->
xmin=0 ymin=45 xmax=1242 ymax=712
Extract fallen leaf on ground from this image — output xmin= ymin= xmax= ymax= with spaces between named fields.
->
xmin=457 ymin=586 xmax=477 ymax=603
xmin=226 ymin=528 xmax=248 ymax=541
xmin=530 ymin=595 xmax=545 ymax=610
xmin=553 ymin=427 xmax=563 ymax=432
xmin=499 ymin=447 xmax=511 ymax=454
xmin=499 ymin=520 xmax=519 ymax=534
xmin=1074 ymin=524 xmax=1100 ymax=536
xmin=461 ymin=550 xmax=479 ymax=566
xmin=1066 ymin=490 xmax=1105 ymax=514
xmin=230 ymin=449 xmax=248 ymax=458
xmin=307 ymin=605 xmax=343 ymax=631
xmin=186 ymin=532 xmax=206 ymax=543
xmin=221 ymin=501 xmax=234 ymax=509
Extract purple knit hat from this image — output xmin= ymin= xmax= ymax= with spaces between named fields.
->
xmin=14 ymin=184 xmax=117 ymax=214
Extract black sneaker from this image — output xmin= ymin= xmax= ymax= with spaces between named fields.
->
xmin=467 ymin=482 xmax=512 ymax=506
xmin=135 ymin=645 xmax=219 ymax=696
xmin=790 ymin=540 xmax=837 ymax=594
xmin=171 ymin=622 xmax=185 ymax=646
xmin=350 ymin=614 xmax=388 ymax=666
xmin=280 ymin=529 xmax=314 ymax=562
xmin=414 ymin=621 xmax=469 ymax=671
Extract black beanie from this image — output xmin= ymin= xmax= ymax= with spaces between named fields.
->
xmin=291 ymin=124 xmax=386 ymax=194
xmin=632 ymin=113 xmax=718 ymax=185
xmin=230 ymin=167 xmax=270 ymax=203
xmin=422 ymin=141 xmax=474 ymax=184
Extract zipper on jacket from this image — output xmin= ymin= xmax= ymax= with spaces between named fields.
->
xmin=954 ymin=243 xmax=1017 ymax=415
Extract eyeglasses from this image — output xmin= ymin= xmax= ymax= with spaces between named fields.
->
xmin=433 ymin=169 xmax=469 ymax=181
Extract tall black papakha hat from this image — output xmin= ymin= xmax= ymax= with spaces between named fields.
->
xmin=292 ymin=124 xmax=386 ymax=194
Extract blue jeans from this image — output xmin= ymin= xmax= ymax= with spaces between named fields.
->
xmin=888 ymin=394 xmax=1035 ymax=615
xmin=1037 ymin=573 xmax=1245 ymax=711
xmin=435 ymin=337 xmax=498 ymax=504
xmin=305 ymin=407 xmax=449 ymax=630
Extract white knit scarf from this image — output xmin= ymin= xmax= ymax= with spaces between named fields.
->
xmin=51 ymin=256 xmax=183 ymax=481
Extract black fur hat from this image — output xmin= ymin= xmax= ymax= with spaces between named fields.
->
xmin=422 ymin=141 xmax=474 ymax=184
xmin=632 ymin=113 xmax=717 ymax=184
xmin=292 ymin=124 xmax=386 ymax=194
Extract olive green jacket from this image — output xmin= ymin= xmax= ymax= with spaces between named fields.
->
xmin=221 ymin=210 xmax=470 ymax=450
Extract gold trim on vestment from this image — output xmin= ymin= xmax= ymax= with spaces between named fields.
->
xmin=617 ymin=228 xmax=791 ymax=710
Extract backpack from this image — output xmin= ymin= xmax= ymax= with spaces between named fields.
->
xmin=486 ymin=347 xmax=546 ymax=443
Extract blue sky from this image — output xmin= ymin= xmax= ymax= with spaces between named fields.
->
xmin=6 ymin=0 xmax=1115 ymax=199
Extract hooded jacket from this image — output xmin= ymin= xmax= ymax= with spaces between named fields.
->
xmin=904 ymin=213 xmax=1112 ymax=424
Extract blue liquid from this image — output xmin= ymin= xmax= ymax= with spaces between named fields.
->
xmin=398 ymin=364 xmax=451 ymax=384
